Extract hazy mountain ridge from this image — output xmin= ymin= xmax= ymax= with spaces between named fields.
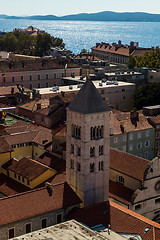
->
xmin=1 ymin=11 xmax=160 ymax=22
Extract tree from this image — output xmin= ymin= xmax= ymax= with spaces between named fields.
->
xmin=81 ymin=48 xmax=88 ymax=54
xmin=134 ymin=83 xmax=160 ymax=109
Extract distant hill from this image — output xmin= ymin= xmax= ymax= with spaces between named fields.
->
xmin=1 ymin=11 xmax=160 ymax=22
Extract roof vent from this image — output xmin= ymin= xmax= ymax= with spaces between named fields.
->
xmin=69 ymin=86 xmax=73 ymax=90
xmin=99 ymin=82 xmax=103 ymax=86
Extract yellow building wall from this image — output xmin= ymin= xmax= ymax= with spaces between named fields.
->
xmin=33 ymin=146 xmax=45 ymax=160
xmin=30 ymin=169 xmax=57 ymax=189
xmin=2 ymin=168 xmax=56 ymax=189
xmin=0 ymin=152 xmax=13 ymax=165
xmin=13 ymin=146 xmax=33 ymax=160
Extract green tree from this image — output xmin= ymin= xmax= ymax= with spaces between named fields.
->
xmin=134 ymin=83 xmax=160 ymax=109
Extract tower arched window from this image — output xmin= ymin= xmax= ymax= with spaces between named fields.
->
xmin=90 ymin=147 xmax=95 ymax=157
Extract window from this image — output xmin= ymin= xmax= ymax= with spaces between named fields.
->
xmin=62 ymin=72 xmax=64 ymax=77
xmin=129 ymin=144 xmax=133 ymax=151
xmin=146 ymin=130 xmax=150 ymax=137
xmin=138 ymin=132 xmax=142 ymax=139
xmin=108 ymin=89 xmax=111 ymax=93
xmin=42 ymin=218 xmax=47 ymax=228
xmin=99 ymin=145 xmax=103 ymax=155
xmin=145 ymin=140 xmax=150 ymax=147
xmin=145 ymin=151 xmax=149 ymax=158
xmin=46 ymin=82 xmax=49 ymax=88
xmin=90 ymin=126 xmax=103 ymax=140
xmin=77 ymin=147 xmax=81 ymax=156
xmin=14 ymin=173 xmax=17 ymax=178
xmin=18 ymin=175 xmax=21 ymax=181
xmin=12 ymin=76 xmax=15 ymax=82
xmin=21 ymin=76 xmax=23 ymax=81
xmin=71 ymin=125 xmax=81 ymax=139
xmin=123 ymin=145 xmax=126 ymax=152
xmin=38 ymin=74 xmax=41 ymax=80
xmin=123 ymin=135 xmax=127 ymax=141
xmin=114 ymin=137 xmax=118 ymax=143
xmin=30 ymin=84 xmax=32 ymax=90
xmin=135 ymin=204 xmax=141 ymax=210
xmin=129 ymin=133 xmax=133 ymax=140
xmin=30 ymin=75 xmax=32 ymax=81
xmin=99 ymin=161 xmax=104 ymax=171
xmin=156 ymin=132 xmax=160 ymax=139
xmin=70 ymin=159 xmax=74 ymax=169
xmin=71 ymin=144 xmax=74 ymax=154
xmin=46 ymin=74 xmax=48 ymax=79
xmin=26 ymin=223 xmax=31 ymax=233
xmin=90 ymin=163 xmax=95 ymax=173
xmin=54 ymin=73 xmax=57 ymax=79
xmin=38 ymin=83 xmax=41 ymax=88
xmin=101 ymin=90 xmax=105 ymax=94
xmin=27 ymin=180 xmax=30 ymax=186
xmin=56 ymin=213 xmax=62 ymax=224
xmin=22 ymin=177 xmax=25 ymax=183
xmin=90 ymin=147 xmax=95 ymax=157
xmin=137 ymin=142 xmax=142 ymax=149
xmin=122 ymin=88 xmax=125 ymax=92
xmin=156 ymin=141 xmax=159 ymax=148
xmin=118 ymin=176 xmax=124 ymax=184
xmin=8 ymin=228 xmax=14 ymax=239
xmin=155 ymin=198 xmax=160 ymax=204
xmin=3 ymin=77 xmax=6 ymax=82
xmin=77 ymin=162 xmax=81 ymax=172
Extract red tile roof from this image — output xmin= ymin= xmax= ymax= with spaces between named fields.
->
xmin=68 ymin=201 xmax=160 ymax=240
xmin=0 ymin=182 xmax=82 ymax=227
xmin=149 ymin=115 xmax=160 ymax=125
xmin=110 ymin=148 xmax=149 ymax=181
xmin=110 ymin=111 xmax=153 ymax=135
xmin=37 ymin=152 xmax=66 ymax=173
xmin=109 ymin=180 xmax=134 ymax=205
xmin=2 ymin=157 xmax=54 ymax=180
xmin=0 ymin=136 xmax=13 ymax=154
xmin=0 ymin=173 xmax=30 ymax=197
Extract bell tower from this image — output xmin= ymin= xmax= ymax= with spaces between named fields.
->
xmin=66 ymin=79 xmax=110 ymax=206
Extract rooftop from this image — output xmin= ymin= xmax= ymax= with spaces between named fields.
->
xmin=34 ymin=80 xmax=135 ymax=96
xmin=110 ymin=148 xmax=149 ymax=181
xmin=0 ymin=182 xmax=82 ymax=227
xmin=68 ymin=201 xmax=160 ymax=240
xmin=13 ymin=219 xmax=126 ymax=240
xmin=0 ymin=136 xmax=13 ymax=154
xmin=68 ymin=79 xmax=110 ymax=114
xmin=2 ymin=157 xmax=55 ymax=180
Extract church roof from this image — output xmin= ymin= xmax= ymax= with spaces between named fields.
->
xmin=68 ymin=79 xmax=110 ymax=114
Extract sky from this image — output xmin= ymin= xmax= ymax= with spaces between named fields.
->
xmin=1 ymin=0 xmax=160 ymax=16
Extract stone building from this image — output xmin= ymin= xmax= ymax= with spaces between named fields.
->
xmin=66 ymin=79 xmax=110 ymax=206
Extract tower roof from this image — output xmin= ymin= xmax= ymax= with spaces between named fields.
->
xmin=68 ymin=79 xmax=110 ymax=114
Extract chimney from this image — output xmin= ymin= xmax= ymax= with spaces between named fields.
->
xmin=11 ymin=87 xmax=14 ymax=95
xmin=45 ymin=182 xmax=53 ymax=196
xmin=118 ymin=40 xmax=121 ymax=48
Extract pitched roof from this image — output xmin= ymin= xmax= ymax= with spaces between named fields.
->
xmin=0 ymin=173 xmax=30 ymax=197
xmin=68 ymin=79 xmax=110 ymax=114
xmin=0 ymin=182 xmax=82 ymax=227
xmin=0 ymin=137 xmax=13 ymax=154
xmin=68 ymin=201 xmax=160 ymax=240
xmin=110 ymin=110 xmax=153 ymax=134
xmin=149 ymin=115 xmax=160 ymax=125
xmin=2 ymin=157 xmax=54 ymax=180
xmin=110 ymin=148 xmax=149 ymax=181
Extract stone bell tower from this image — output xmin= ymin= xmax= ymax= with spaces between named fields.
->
xmin=66 ymin=79 xmax=110 ymax=206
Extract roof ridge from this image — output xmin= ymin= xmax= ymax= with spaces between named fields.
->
xmin=25 ymin=157 xmax=56 ymax=172
xmin=0 ymin=181 xmax=67 ymax=202
xmin=110 ymin=201 xmax=160 ymax=229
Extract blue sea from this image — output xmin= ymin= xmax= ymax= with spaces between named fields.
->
xmin=0 ymin=19 xmax=160 ymax=54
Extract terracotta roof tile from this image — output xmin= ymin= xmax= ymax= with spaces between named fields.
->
xmin=149 ymin=115 xmax=160 ymax=125
xmin=0 ymin=182 xmax=82 ymax=227
xmin=0 ymin=173 xmax=30 ymax=197
xmin=37 ymin=152 xmax=66 ymax=173
xmin=68 ymin=201 xmax=160 ymax=240
xmin=0 ymin=137 xmax=13 ymax=153
xmin=110 ymin=111 xmax=153 ymax=135
xmin=110 ymin=148 xmax=149 ymax=181
xmin=3 ymin=157 xmax=54 ymax=180
xmin=109 ymin=180 xmax=134 ymax=205
xmin=4 ymin=131 xmax=39 ymax=145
